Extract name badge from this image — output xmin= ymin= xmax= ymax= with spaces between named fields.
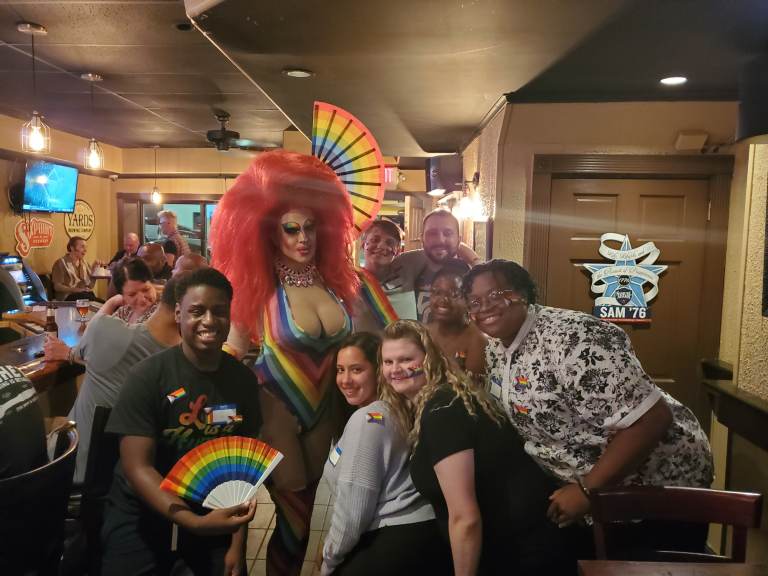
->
xmin=205 ymin=403 xmax=238 ymax=425
xmin=489 ymin=381 xmax=502 ymax=400
xmin=329 ymin=445 xmax=342 ymax=466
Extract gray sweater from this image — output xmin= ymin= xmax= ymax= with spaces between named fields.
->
xmin=321 ymin=400 xmax=434 ymax=574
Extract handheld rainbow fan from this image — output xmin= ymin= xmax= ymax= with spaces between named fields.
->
xmin=160 ymin=436 xmax=283 ymax=509
xmin=312 ymin=101 xmax=386 ymax=238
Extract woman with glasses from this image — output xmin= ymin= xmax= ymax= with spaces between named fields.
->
xmin=380 ymin=320 xmax=573 ymax=576
xmin=426 ymin=261 xmax=487 ymax=378
xmin=463 ymin=259 xmax=713 ymax=555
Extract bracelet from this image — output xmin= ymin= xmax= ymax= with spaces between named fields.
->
xmin=576 ymin=475 xmax=592 ymax=498
xmin=67 ymin=346 xmax=75 ymax=365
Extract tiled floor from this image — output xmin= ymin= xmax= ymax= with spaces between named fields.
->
xmin=246 ymin=480 xmax=334 ymax=576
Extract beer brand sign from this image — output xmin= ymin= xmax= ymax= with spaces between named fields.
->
xmin=14 ymin=217 xmax=54 ymax=257
xmin=583 ymin=233 xmax=667 ymax=324
xmin=64 ymin=199 xmax=96 ymax=240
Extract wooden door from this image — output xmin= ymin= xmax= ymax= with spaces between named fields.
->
xmin=545 ymin=177 xmax=712 ymax=411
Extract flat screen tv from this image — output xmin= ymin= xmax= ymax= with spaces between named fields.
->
xmin=22 ymin=160 xmax=78 ymax=213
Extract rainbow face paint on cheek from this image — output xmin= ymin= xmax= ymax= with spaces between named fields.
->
xmin=407 ymin=366 xmax=425 ymax=377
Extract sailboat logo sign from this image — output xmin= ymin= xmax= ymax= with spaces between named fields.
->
xmin=583 ymin=233 xmax=667 ymax=324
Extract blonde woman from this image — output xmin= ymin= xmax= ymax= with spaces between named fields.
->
xmin=380 ymin=320 xmax=573 ymax=576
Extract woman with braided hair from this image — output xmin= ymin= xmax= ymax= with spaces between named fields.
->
xmin=380 ymin=320 xmax=574 ymax=576
xmin=210 ymin=150 xmax=359 ymax=575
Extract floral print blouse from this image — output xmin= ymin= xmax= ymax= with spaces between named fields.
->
xmin=485 ymin=304 xmax=713 ymax=488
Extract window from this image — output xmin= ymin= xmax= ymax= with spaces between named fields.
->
xmin=142 ymin=201 xmax=218 ymax=257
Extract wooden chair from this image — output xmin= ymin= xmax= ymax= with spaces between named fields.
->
xmin=590 ymin=485 xmax=763 ymax=563
xmin=0 ymin=422 xmax=79 ymax=575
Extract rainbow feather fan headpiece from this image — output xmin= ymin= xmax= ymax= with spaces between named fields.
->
xmin=160 ymin=436 xmax=283 ymax=509
xmin=312 ymin=101 xmax=385 ymax=238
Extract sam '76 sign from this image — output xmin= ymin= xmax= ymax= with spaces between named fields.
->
xmin=583 ymin=233 xmax=667 ymax=324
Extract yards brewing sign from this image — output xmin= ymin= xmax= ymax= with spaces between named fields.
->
xmin=583 ymin=233 xmax=667 ymax=324
xmin=64 ymin=199 xmax=95 ymax=240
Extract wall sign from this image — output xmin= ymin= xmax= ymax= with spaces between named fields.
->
xmin=14 ymin=217 xmax=54 ymax=257
xmin=64 ymin=199 xmax=95 ymax=240
xmin=583 ymin=233 xmax=667 ymax=324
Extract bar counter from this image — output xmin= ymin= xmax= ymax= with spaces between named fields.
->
xmin=0 ymin=303 xmax=91 ymax=394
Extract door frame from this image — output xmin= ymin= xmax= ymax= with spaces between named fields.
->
xmin=525 ymin=154 xmax=733 ymax=414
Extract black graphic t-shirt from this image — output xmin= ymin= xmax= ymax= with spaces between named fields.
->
xmin=107 ymin=345 xmax=261 ymax=513
xmin=0 ymin=364 xmax=46 ymax=479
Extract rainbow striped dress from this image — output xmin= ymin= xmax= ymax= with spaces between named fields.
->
xmin=255 ymin=284 xmax=351 ymax=430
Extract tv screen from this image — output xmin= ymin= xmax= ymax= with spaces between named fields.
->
xmin=22 ymin=161 xmax=78 ymax=213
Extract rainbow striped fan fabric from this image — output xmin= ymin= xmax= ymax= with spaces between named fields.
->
xmin=160 ymin=436 xmax=283 ymax=509
xmin=312 ymin=101 xmax=385 ymax=237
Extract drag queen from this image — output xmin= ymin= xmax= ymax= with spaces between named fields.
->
xmin=210 ymin=150 xmax=359 ymax=575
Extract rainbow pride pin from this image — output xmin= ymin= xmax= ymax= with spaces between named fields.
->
xmin=167 ymin=387 xmax=186 ymax=403
xmin=366 ymin=412 xmax=384 ymax=424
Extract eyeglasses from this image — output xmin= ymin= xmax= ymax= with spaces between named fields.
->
xmin=467 ymin=290 xmax=526 ymax=314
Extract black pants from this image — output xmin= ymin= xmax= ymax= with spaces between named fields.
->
xmin=101 ymin=499 xmax=235 ymax=576
xmin=334 ymin=520 xmax=451 ymax=576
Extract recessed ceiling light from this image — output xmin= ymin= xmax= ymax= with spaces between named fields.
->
xmin=660 ymin=76 xmax=687 ymax=86
xmin=427 ymin=188 xmax=446 ymax=197
xmin=175 ymin=21 xmax=193 ymax=32
xmin=17 ymin=21 xmax=47 ymax=36
xmin=80 ymin=72 xmax=102 ymax=82
xmin=282 ymin=68 xmax=314 ymax=79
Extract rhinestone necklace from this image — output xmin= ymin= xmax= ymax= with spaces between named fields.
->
xmin=276 ymin=260 xmax=318 ymax=288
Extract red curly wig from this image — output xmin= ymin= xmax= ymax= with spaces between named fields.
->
xmin=210 ymin=150 xmax=359 ymax=341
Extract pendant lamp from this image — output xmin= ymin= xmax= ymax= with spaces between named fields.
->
xmin=151 ymin=146 xmax=162 ymax=205
xmin=18 ymin=22 xmax=51 ymax=154
xmin=82 ymin=73 xmax=105 ymax=170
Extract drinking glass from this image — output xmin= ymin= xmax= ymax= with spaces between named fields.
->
xmin=75 ymin=299 xmax=90 ymax=322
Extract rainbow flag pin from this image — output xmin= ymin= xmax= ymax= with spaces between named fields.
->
xmin=366 ymin=412 xmax=384 ymax=424
xmin=167 ymin=387 xmax=187 ymax=403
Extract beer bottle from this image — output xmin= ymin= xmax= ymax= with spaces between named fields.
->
xmin=45 ymin=303 xmax=59 ymax=338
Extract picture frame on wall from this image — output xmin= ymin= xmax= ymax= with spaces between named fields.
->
xmin=473 ymin=218 xmax=493 ymax=261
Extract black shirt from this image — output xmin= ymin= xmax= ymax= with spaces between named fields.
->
xmin=410 ymin=388 xmax=572 ymax=575
xmin=106 ymin=345 xmax=261 ymax=514
xmin=0 ymin=365 xmax=46 ymax=479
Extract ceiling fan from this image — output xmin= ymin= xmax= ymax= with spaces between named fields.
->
xmin=206 ymin=109 xmax=261 ymax=151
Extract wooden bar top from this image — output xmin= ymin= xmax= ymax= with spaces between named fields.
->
xmin=1 ymin=304 xmax=90 ymax=388
xmin=578 ymin=560 xmax=768 ymax=576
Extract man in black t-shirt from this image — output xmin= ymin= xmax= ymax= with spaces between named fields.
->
xmin=102 ymin=268 xmax=260 ymax=576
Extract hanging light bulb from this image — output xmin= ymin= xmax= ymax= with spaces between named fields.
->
xmin=81 ymin=74 xmax=105 ymax=170
xmin=18 ymin=22 xmax=51 ymax=154
xmin=85 ymin=138 xmax=104 ymax=170
xmin=151 ymin=145 xmax=162 ymax=204
xmin=22 ymin=111 xmax=50 ymax=152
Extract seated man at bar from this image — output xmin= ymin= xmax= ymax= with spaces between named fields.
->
xmin=0 ymin=364 xmax=48 ymax=574
xmin=108 ymin=232 xmax=140 ymax=268
xmin=138 ymin=242 xmax=173 ymax=282
xmin=464 ymin=259 xmax=713 ymax=556
xmin=0 ymin=364 xmax=46 ymax=479
xmin=172 ymin=253 xmax=208 ymax=277
xmin=51 ymin=236 xmax=102 ymax=301
xmin=58 ymin=274 xmax=180 ymax=483
xmin=101 ymin=268 xmax=260 ymax=575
